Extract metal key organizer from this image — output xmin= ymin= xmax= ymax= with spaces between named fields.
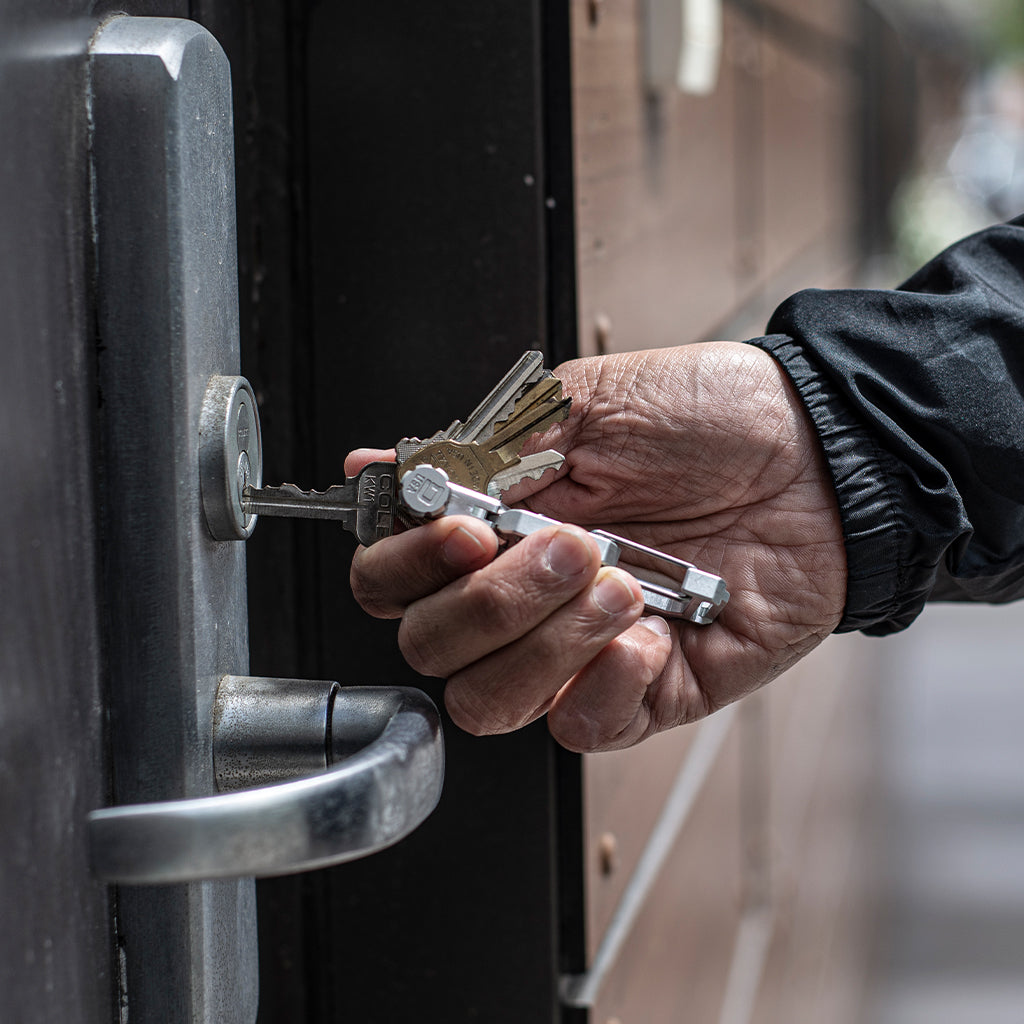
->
xmin=85 ymin=17 xmax=442 ymax=1022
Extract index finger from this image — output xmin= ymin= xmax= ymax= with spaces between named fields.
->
xmin=350 ymin=514 xmax=500 ymax=619
xmin=344 ymin=447 xmax=395 ymax=476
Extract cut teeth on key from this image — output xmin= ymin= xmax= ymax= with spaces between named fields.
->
xmin=243 ymin=481 xmax=359 ymax=519
xmin=394 ymin=350 xmax=570 ymax=494
xmin=484 ymin=377 xmax=570 ymax=462
xmin=241 ymin=462 xmax=398 ymax=547
xmin=395 ymin=431 xmax=446 ymax=466
xmin=453 ymin=350 xmax=546 ymax=445
xmin=395 ymin=351 xmax=546 ymax=464
xmin=487 ymin=449 xmax=565 ymax=496
xmin=399 ymin=379 xmax=568 ymax=494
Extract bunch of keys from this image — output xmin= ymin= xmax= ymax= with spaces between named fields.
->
xmin=239 ymin=351 xmax=730 ymax=625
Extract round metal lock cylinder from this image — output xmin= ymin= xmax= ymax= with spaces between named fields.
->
xmin=199 ymin=375 xmax=263 ymax=540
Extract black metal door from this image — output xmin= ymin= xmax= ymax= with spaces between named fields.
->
xmin=193 ymin=2 xmax=582 ymax=1020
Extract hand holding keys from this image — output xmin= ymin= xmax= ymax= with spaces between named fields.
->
xmin=207 ymin=343 xmax=848 ymax=752
xmin=243 ymin=351 xmax=729 ymax=625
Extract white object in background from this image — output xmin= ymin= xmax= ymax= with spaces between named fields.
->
xmin=645 ymin=0 xmax=723 ymax=96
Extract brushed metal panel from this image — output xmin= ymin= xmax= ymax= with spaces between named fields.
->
xmin=0 ymin=10 xmax=114 ymax=1022
xmin=90 ymin=17 xmax=258 ymax=1022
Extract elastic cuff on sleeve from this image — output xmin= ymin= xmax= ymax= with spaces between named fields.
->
xmin=745 ymin=334 xmax=914 ymax=634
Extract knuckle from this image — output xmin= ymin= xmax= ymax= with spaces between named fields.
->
xmin=349 ymin=557 xmax=401 ymax=619
xmin=445 ymin=677 xmax=531 ymax=737
xmin=444 ymin=683 xmax=493 ymax=735
xmin=397 ymin=614 xmax=446 ymax=677
xmin=463 ymin=572 xmax=535 ymax=635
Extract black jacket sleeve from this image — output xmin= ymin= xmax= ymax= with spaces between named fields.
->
xmin=746 ymin=216 xmax=1024 ymax=635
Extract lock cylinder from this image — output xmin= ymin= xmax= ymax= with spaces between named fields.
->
xmin=200 ymin=375 xmax=263 ymax=540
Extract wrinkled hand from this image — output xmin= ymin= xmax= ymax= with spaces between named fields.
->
xmin=347 ymin=343 xmax=846 ymax=752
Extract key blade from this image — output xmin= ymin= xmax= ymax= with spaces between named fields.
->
xmin=398 ymin=438 xmax=518 ymax=494
xmin=396 ymin=427 xmax=453 ymax=467
xmin=395 ymin=351 xmax=567 ymax=495
xmin=243 ymin=481 xmax=361 ymax=519
xmin=485 ymin=381 xmax=571 ymax=461
xmin=487 ymin=449 xmax=565 ymax=496
xmin=454 ymin=350 xmax=546 ymax=445
xmin=243 ymin=462 xmax=398 ymax=546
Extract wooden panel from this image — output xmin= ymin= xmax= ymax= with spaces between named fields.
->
xmin=572 ymin=1 xmax=859 ymax=357
xmin=572 ymin=0 xmax=741 ymax=354
xmin=760 ymin=31 xmax=857 ymax=285
xmin=591 ymin=718 xmax=745 ymax=1022
xmin=756 ymin=0 xmax=857 ymax=43
xmin=579 ymin=638 xmax=879 ymax=1022
xmin=570 ymin=2 xmax=876 ymax=1020
xmin=747 ymin=634 xmax=880 ymax=1023
xmin=584 ymin=725 xmax=699 ymax=959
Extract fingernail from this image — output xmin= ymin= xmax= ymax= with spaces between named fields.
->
xmin=593 ymin=570 xmax=638 ymax=615
xmin=442 ymin=525 xmax=489 ymax=568
xmin=546 ymin=527 xmax=592 ymax=577
xmin=640 ymin=615 xmax=671 ymax=636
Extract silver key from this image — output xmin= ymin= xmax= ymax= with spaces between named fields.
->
xmin=395 ymin=430 xmax=447 ymax=467
xmin=400 ymin=465 xmax=730 ymax=625
xmin=242 ymin=462 xmax=398 ymax=547
xmin=487 ymin=449 xmax=565 ymax=496
xmin=398 ymin=351 xmax=548 ymax=465
xmin=454 ymin=349 xmax=546 ymax=445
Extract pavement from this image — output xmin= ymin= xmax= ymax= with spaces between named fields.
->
xmin=867 ymin=600 xmax=1024 ymax=1024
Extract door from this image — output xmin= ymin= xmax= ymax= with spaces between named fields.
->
xmin=0 ymin=6 xmax=450 ymax=1021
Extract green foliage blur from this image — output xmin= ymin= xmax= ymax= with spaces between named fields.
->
xmin=980 ymin=0 xmax=1024 ymax=60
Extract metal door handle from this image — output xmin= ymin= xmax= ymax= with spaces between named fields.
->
xmin=89 ymin=681 xmax=444 ymax=884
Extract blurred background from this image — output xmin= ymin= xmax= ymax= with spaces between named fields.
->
xmin=869 ymin=602 xmax=1024 ymax=1024
xmin=797 ymin=5 xmax=1024 ymax=1022
xmin=765 ymin=3 xmax=1024 ymax=1022
xmin=887 ymin=0 xmax=1024 ymax=272
xmin=858 ymin=13 xmax=1024 ymax=1017
xmin=570 ymin=1 xmax=1024 ymax=1021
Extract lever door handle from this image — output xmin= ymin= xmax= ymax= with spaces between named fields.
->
xmin=88 ymin=681 xmax=444 ymax=884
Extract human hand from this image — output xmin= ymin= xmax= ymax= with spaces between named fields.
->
xmin=347 ymin=343 xmax=846 ymax=752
